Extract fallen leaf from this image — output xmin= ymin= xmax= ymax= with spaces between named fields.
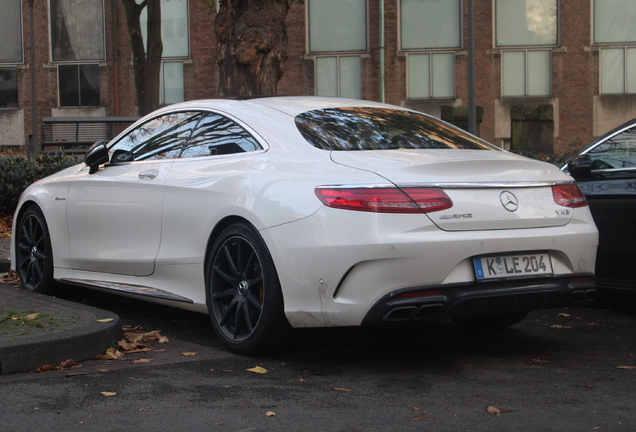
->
xmin=413 ymin=416 xmax=433 ymax=420
xmin=100 ymin=392 xmax=116 ymax=396
xmin=126 ymin=348 xmax=153 ymax=354
xmin=266 ymin=411 xmax=276 ymax=417
xmin=59 ymin=359 xmax=76 ymax=368
xmin=617 ymin=366 xmax=636 ymax=369
xmin=334 ymin=387 xmax=352 ymax=392
xmin=487 ymin=406 xmax=512 ymax=414
xmin=158 ymin=336 xmax=170 ymax=343
xmin=132 ymin=359 xmax=153 ymax=364
xmin=412 ymin=407 xmax=422 ymax=412
xmin=529 ymin=359 xmax=553 ymax=364
xmin=247 ymin=366 xmax=269 ymax=374
xmin=181 ymin=352 xmax=197 ymax=356
xmin=65 ymin=372 xmax=86 ymax=377
xmin=25 ymin=313 xmax=39 ymax=320
xmin=139 ymin=407 xmax=150 ymax=411
xmin=35 ymin=365 xmax=57 ymax=373
xmin=550 ymin=325 xmax=573 ymax=329
xmin=299 ymin=378 xmax=307 ymax=383
xmin=558 ymin=313 xmax=570 ymax=317
xmin=96 ymin=318 xmax=114 ymax=323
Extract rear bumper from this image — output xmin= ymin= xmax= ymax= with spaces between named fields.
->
xmin=361 ymin=274 xmax=596 ymax=325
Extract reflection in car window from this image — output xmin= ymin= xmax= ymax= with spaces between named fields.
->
xmin=295 ymin=107 xmax=497 ymax=151
xmin=588 ymin=127 xmax=636 ymax=170
xmin=180 ymin=113 xmax=262 ymax=158
xmin=109 ymin=112 xmax=201 ymax=161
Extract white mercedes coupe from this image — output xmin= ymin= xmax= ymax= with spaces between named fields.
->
xmin=12 ymin=97 xmax=598 ymax=354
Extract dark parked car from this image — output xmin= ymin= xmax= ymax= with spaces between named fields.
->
xmin=563 ymin=119 xmax=636 ymax=294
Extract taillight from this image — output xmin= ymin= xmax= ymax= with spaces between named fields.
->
xmin=552 ymin=184 xmax=587 ymax=208
xmin=315 ymin=187 xmax=453 ymax=213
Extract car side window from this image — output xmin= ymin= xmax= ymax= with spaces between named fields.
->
xmin=588 ymin=126 xmax=636 ymax=170
xmin=109 ymin=112 xmax=201 ymax=161
xmin=180 ymin=113 xmax=262 ymax=158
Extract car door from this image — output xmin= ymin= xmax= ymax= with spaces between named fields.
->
xmin=158 ymin=112 xmax=265 ymax=267
xmin=66 ymin=111 xmax=201 ymax=276
xmin=574 ymin=124 xmax=636 ymax=287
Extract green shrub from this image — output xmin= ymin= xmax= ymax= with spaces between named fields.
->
xmin=0 ymin=153 xmax=82 ymax=214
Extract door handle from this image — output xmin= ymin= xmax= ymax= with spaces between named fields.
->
xmin=138 ymin=170 xmax=159 ymax=180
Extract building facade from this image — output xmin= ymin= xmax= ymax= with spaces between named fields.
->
xmin=1 ymin=0 xmax=635 ymax=155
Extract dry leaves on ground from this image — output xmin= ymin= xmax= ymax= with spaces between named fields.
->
xmin=550 ymin=324 xmax=573 ymax=329
xmin=0 ymin=214 xmax=12 ymax=238
xmin=91 ymin=327 xmax=169 ymax=361
xmin=487 ymin=406 xmax=513 ymax=414
xmin=34 ymin=359 xmax=79 ymax=373
xmin=247 ymin=366 xmax=269 ymax=374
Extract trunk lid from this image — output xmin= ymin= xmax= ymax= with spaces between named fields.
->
xmin=330 ymin=150 xmax=575 ymax=231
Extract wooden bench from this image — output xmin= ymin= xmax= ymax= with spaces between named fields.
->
xmin=41 ymin=117 xmax=139 ymax=153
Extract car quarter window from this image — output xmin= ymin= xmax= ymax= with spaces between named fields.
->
xmin=109 ymin=112 xmax=201 ymax=161
xmin=180 ymin=113 xmax=262 ymax=158
xmin=588 ymin=126 xmax=636 ymax=170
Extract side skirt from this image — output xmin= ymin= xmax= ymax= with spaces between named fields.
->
xmin=60 ymin=278 xmax=194 ymax=303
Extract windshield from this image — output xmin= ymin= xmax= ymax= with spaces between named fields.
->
xmin=295 ymin=107 xmax=497 ymax=151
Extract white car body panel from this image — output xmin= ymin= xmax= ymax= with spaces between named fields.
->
xmin=11 ymin=96 xmax=599 ymax=333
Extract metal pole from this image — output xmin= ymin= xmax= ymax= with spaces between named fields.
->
xmin=467 ymin=0 xmax=477 ymax=135
xmin=29 ymin=0 xmax=37 ymax=154
xmin=379 ymin=0 xmax=385 ymax=103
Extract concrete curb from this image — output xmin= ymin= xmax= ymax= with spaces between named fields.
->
xmin=0 ymin=286 xmax=123 ymax=375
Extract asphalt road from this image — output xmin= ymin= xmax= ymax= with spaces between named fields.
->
xmin=1 ymin=287 xmax=635 ymax=432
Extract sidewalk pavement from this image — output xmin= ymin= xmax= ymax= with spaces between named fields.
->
xmin=0 ymin=237 xmax=123 ymax=375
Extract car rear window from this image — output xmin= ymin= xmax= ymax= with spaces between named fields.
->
xmin=295 ymin=107 xmax=497 ymax=151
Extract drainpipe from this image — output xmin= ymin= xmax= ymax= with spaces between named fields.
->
xmin=379 ymin=0 xmax=385 ymax=103
xmin=112 ymin=1 xmax=120 ymax=116
xmin=467 ymin=0 xmax=476 ymax=134
xmin=28 ymin=0 xmax=37 ymax=153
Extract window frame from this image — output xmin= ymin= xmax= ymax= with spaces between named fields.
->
xmin=398 ymin=0 xmax=463 ymax=52
xmin=0 ymin=0 xmax=24 ymax=65
xmin=314 ymin=55 xmax=363 ymax=99
xmin=49 ymin=0 xmax=106 ymax=63
xmin=0 ymin=67 xmax=19 ymax=109
xmin=406 ymin=52 xmax=456 ymax=100
xmin=306 ymin=0 xmax=369 ymax=55
xmin=57 ymin=63 xmax=101 ymax=108
xmin=494 ymin=0 xmax=560 ymax=49
xmin=501 ymin=49 xmax=553 ymax=98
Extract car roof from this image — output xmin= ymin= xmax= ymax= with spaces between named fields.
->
xmin=151 ymin=96 xmax=404 ymax=118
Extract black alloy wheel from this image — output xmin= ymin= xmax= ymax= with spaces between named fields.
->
xmin=206 ymin=222 xmax=290 ymax=354
xmin=15 ymin=205 xmax=55 ymax=293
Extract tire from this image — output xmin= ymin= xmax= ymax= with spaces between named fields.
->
xmin=15 ymin=205 xmax=55 ymax=293
xmin=206 ymin=222 xmax=291 ymax=354
xmin=453 ymin=311 xmax=529 ymax=329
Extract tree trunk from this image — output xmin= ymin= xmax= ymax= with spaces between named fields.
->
xmin=121 ymin=0 xmax=163 ymax=116
xmin=215 ymin=0 xmax=290 ymax=97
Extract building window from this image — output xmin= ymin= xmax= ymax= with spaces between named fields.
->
xmin=400 ymin=0 xmax=460 ymax=99
xmin=58 ymin=64 xmax=100 ymax=107
xmin=0 ymin=0 xmax=23 ymax=64
xmin=308 ymin=0 xmax=366 ymax=98
xmin=315 ymin=56 xmax=362 ymax=99
xmin=594 ymin=0 xmax=636 ymax=95
xmin=400 ymin=0 xmax=461 ymax=50
xmin=407 ymin=53 xmax=455 ymax=99
xmin=140 ymin=0 xmax=189 ymax=103
xmin=161 ymin=62 xmax=185 ymax=104
xmin=502 ymin=50 xmax=552 ymax=97
xmin=50 ymin=0 xmax=105 ymax=62
xmin=0 ymin=68 xmax=18 ymax=109
xmin=496 ymin=0 xmax=557 ymax=97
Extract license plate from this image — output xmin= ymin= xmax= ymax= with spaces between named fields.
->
xmin=473 ymin=253 xmax=553 ymax=281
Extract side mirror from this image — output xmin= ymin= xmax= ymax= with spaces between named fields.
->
xmin=84 ymin=141 xmax=109 ymax=175
xmin=567 ymin=153 xmax=592 ymax=180
xmin=111 ymin=149 xmax=134 ymax=163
